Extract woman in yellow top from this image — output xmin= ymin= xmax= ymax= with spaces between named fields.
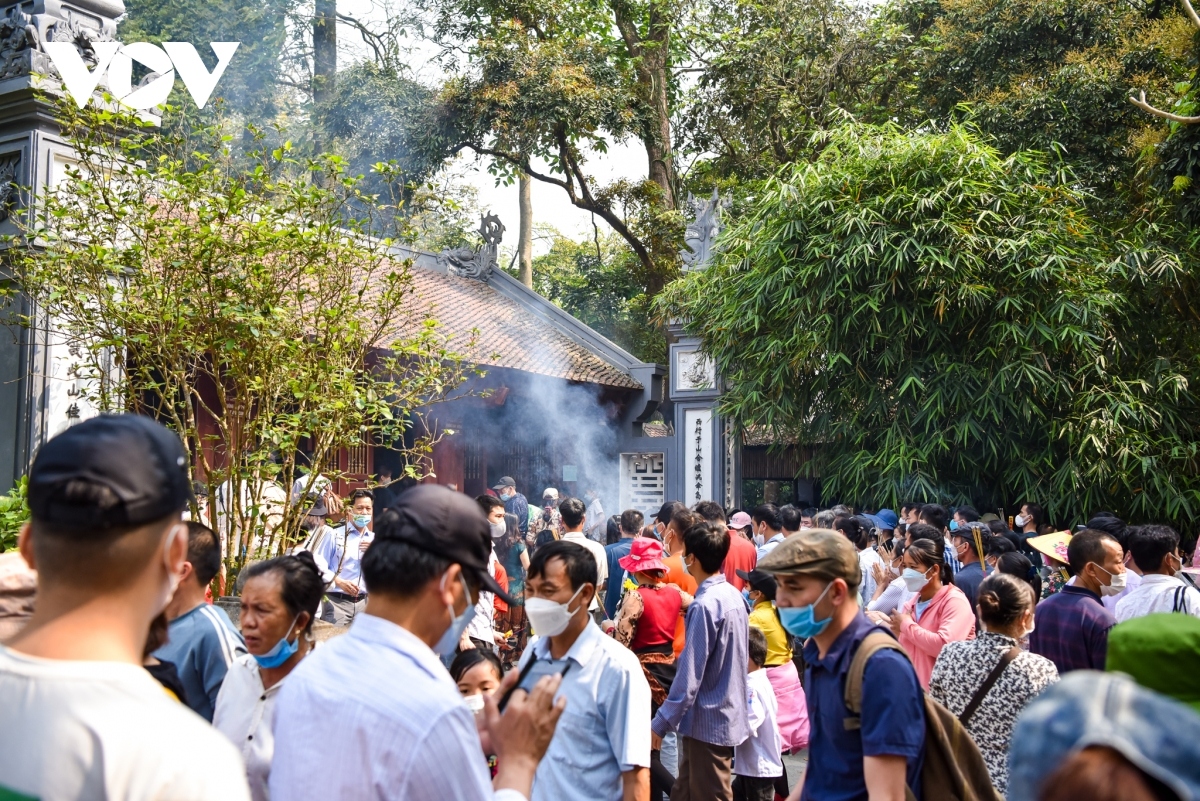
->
xmin=738 ymin=569 xmax=810 ymax=753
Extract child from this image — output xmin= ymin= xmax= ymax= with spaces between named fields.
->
xmin=733 ymin=626 xmax=784 ymax=801
xmin=449 ymin=648 xmax=504 ymax=778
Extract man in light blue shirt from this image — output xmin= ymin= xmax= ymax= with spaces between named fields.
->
xmin=752 ymin=504 xmax=786 ymax=560
xmin=311 ymin=488 xmax=374 ymax=626
xmin=271 ymin=485 xmax=566 ymax=801
xmin=522 ymin=540 xmax=651 ymax=801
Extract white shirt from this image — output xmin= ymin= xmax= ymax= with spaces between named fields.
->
xmin=467 ymin=548 xmax=500 ymax=645
xmin=0 ymin=645 xmax=250 ymax=801
xmin=1102 ymin=567 xmax=1143 ymax=611
xmin=310 ymin=523 xmax=373 ymax=592
xmin=868 ymin=576 xmax=915 ymax=615
xmin=756 ymin=532 xmax=785 ymax=560
xmin=519 ymin=620 xmax=651 ymax=801
xmin=213 ymin=654 xmax=290 ymax=801
xmin=270 ymin=614 xmax=526 ymax=801
xmin=562 ymin=531 xmax=608 ymax=612
xmin=858 ymin=548 xmax=883 ymax=606
xmin=734 ymin=668 xmax=784 ymax=779
xmin=1114 ymin=573 xmax=1200 ymax=622
xmin=585 ymin=497 xmax=607 ymax=542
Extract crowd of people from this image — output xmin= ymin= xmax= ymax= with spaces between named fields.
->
xmin=5 ymin=415 xmax=1200 ymax=801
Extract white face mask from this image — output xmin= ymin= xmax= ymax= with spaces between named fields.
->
xmin=1095 ymin=564 xmax=1127 ymax=597
xmin=525 ymin=585 xmax=585 ymax=637
xmin=754 ymin=533 xmax=765 ymax=546
xmin=490 ymin=520 xmax=506 ymax=539
xmin=1015 ymin=514 xmax=1030 ymax=528
xmin=463 ymin=693 xmax=486 ymax=714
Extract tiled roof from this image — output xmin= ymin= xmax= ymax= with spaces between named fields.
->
xmin=388 ymin=264 xmax=643 ymax=391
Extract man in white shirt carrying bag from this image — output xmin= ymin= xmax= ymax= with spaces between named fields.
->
xmin=271 ymin=484 xmax=565 ymax=801
xmin=0 ymin=415 xmax=250 ymax=801
xmin=1115 ymin=524 xmax=1200 ymax=622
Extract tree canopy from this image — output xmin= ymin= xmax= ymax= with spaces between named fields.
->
xmin=658 ymin=122 xmax=1200 ymax=524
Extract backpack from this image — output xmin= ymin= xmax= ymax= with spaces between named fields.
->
xmin=843 ymin=631 xmax=1003 ymax=801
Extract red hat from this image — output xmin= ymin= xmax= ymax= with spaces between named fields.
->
xmin=619 ymin=537 xmax=668 ymax=574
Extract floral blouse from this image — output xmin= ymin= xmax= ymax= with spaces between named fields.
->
xmin=929 ymin=632 xmax=1059 ymax=794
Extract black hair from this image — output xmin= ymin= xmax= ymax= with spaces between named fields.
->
xmin=606 ymin=515 xmax=621 ymax=545
xmin=906 ymin=522 xmax=944 ymax=554
xmin=476 ymin=494 xmax=505 ymax=514
xmin=527 ymin=540 xmax=598 ymax=590
xmin=1129 ymin=525 xmax=1181 ymax=574
xmin=360 ymin=508 xmax=455 ymax=597
xmin=449 ymin=646 xmax=504 ymax=684
xmin=920 ymin=504 xmax=949 ymax=532
xmin=559 ymin=497 xmax=586 ymax=529
xmin=986 ymin=519 xmax=1012 ymax=538
xmin=976 ymin=572 xmax=1035 ymax=629
xmin=243 ymin=551 xmax=325 ymax=634
xmin=900 ymin=502 xmax=919 ymax=515
xmin=955 ymin=505 xmax=980 ymax=523
xmin=1087 ymin=514 xmax=1129 ymax=553
xmin=693 ymin=500 xmax=726 ymax=524
xmin=1067 ymin=529 xmax=1118 ymax=577
xmin=186 ymin=521 xmax=222 ymax=586
xmin=780 ymin=505 xmax=802 ymax=532
xmin=747 ymin=625 xmax=768 ymax=668
xmin=621 ymin=509 xmax=644 ymax=534
xmin=655 ymin=501 xmax=687 ymax=526
xmin=907 ymin=537 xmax=951 ymax=584
xmin=671 ymin=507 xmax=700 ymax=534
xmin=682 ymin=521 xmax=730 ymax=574
xmin=752 ymin=503 xmax=782 ymax=532
xmin=1022 ymin=502 xmax=1046 ymax=529
xmin=349 ymin=488 xmax=374 ymax=504
xmin=835 ymin=516 xmax=870 ymax=550
xmin=987 ymin=535 xmax=1016 ymax=558
xmin=997 ymin=552 xmax=1042 ymax=598
xmin=801 ymin=506 xmax=818 ymax=519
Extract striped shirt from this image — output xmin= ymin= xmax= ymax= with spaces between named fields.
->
xmin=270 ymin=613 xmax=526 ymax=801
xmin=651 ymin=574 xmax=749 ymax=747
xmin=154 ymin=603 xmax=245 ymax=721
xmin=1029 ymin=585 xmax=1116 ymax=674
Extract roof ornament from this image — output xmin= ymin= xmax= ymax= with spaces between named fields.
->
xmin=680 ymin=189 xmax=730 ymax=272
xmin=438 ymin=212 xmax=505 ymax=281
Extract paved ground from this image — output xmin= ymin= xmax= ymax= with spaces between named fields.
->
xmin=783 ymin=749 xmax=808 ymax=792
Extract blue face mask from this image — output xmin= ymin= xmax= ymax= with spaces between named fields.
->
xmin=742 ymin=587 xmax=752 ymax=605
xmin=352 ymin=514 xmax=371 ymax=530
xmin=253 ymin=614 xmax=302 ymax=669
xmin=949 ymin=520 xmax=960 ymax=532
xmin=778 ymin=582 xmax=834 ymax=639
xmin=434 ymin=571 xmax=476 ymax=666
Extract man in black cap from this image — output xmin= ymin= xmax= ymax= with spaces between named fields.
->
xmin=495 ymin=476 xmax=530 ymax=539
xmin=271 ymin=484 xmax=566 ymax=801
xmin=0 ymin=414 xmax=250 ymax=799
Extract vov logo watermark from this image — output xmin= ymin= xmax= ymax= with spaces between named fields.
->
xmin=43 ymin=42 xmax=240 ymax=111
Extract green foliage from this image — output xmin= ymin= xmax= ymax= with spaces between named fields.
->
xmin=0 ymin=477 xmax=28 ymax=553
xmin=658 ymin=122 xmax=1200 ymax=525
xmin=522 ymin=230 xmax=666 ymax=362
xmin=4 ymin=99 xmax=474 ymax=570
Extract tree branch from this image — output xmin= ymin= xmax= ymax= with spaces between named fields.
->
xmin=1129 ymin=89 xmax=1200 ymax=124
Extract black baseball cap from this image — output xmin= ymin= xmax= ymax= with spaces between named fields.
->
xmin=736 ymin=568 xmax=777 ymax=601
xmin=491 ymin=476 xmax=516 ymax=490
xmin=28 ymin=414 xmax=191 ymax=530
xmin=379 ymin=484 xmax=512 ymax=604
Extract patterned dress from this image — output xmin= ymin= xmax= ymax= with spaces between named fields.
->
xmin=929 ymin=632 xmax=1059 ymax=794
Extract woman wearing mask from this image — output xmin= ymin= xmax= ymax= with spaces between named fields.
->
xmin=929 ymin=573 xmax=1058 ymax=794
xmin=881 ymin=538 xmax=975 ymax=688
xmin=213 ymin=551 xmax=324 ymax=801
xmin=866 ymin=542 xmax=914 ymax=615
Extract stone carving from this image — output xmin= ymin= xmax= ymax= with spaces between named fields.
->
xmin=438 ymin=212 xmax=505 ymax=281
xmin=0 ymin=3 xmax=118 ymax=83
xmin=681 ymin=189 xmax=731 ymax=271
xmin=675 ymin=347 xmax=715 ymax=392
xmin=0 ymin=151 xmax=21 ymax=223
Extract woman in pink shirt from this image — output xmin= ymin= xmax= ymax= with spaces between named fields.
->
xmin=888 ymin=537 xmax=975 ymax=688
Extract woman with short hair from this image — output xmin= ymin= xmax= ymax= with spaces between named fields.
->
xmin=213 ymin=551 xmax=324 ymax=801
xmin=929 ymin=572 xmax=1059 ymax=794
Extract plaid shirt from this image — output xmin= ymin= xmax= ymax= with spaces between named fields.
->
xmin=1029 ymin=585 xmax=1116 ymax=674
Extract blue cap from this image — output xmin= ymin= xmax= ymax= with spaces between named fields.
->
xmin=873 ymin=509 xmax=899 ymax=530
xmin=1008 ymin=671 xmax=1200 ymax=801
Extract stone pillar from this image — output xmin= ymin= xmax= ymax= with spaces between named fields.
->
xmin=664 ymin=191 xmax=739 ymax=509
xmin=0 ymin=0 xmax=123 ymax=489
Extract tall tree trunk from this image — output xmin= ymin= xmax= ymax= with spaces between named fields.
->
xmin=313 ymin=0 xmax=337 ymax=105
xmin=517 ymin=173 xmax=533 ymax=288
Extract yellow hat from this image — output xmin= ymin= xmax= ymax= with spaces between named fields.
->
xmin=1027 ymin=530 xmax=1072 ymax=565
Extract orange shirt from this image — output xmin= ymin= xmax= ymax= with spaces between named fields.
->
xmin=663 ymin=553 xmax=698 ymax=657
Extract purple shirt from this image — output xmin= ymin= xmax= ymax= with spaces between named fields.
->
xmin=651 ymin=574 xmax=749 ymax=746
xmin=1029 ymin=585 xmax=1116 ymax=673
